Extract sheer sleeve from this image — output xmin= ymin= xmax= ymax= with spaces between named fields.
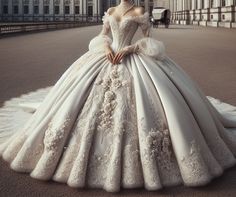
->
xmin=138 ymin=12 xmax=151 ymax=37
xmin=88 ymin=12 xmax=112 ymax=53
xmin=136 ymin=12 xmax=165 ymax=60
xmin=124 ymin=12 xmax=165 ymax=60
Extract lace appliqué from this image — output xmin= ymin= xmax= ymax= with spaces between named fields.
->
xmin=87 ymin=145 xmax=113 ymax=185
xmin=139 ymin=115 xmax=183 ymax=185
xmin=44 ymin=116 xmax=71 ymax=151
xmin=143 ymin=124 xmax=174 ymax=171
xmin=102 ymin=11 xmax=110 ymax=29
xmin=135 ymin=12 xmax=151 ymax=36
xmin=180 ymin=140 xmax=209 ymax=184
xmin=145 ymin=129 xmax=171 ymax=161
xmin=95 ymin=65 xmax=129 ymax=143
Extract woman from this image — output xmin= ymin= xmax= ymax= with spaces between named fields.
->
xmin=0 ymin=0 xmax=236 ymax=193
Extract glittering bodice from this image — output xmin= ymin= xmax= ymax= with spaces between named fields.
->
xmin=109 ymin=16 xmax=139 ymax=51
xmin=103 ymin=12 xmax=150 ymax=51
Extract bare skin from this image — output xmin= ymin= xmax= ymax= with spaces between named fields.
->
xmin=104 ymin=1 xmax=145 ymax=65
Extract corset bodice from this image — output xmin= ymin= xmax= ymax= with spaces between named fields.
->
xmin=109 ymin=16 xmax=139 ymax=51
xmin=102 ymin=12 xmax=150 ymax=52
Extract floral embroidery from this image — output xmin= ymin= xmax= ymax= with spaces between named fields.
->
xmin=111 ymin=79 xmax=122 ymax=90
xmin=180 ymin=140 xmax=207 ymax=182
xmin=96 ymin=64 xmax=129 ymax=143
xmin=44 ymin=116 xmax=71 ymax=151
xmin=144 ymin=127 xmax=172 ymax=163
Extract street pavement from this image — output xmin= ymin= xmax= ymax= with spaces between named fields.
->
xmin=0 ymin=24 xmax=236 ymax=197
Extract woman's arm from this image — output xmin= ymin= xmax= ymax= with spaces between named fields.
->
xmin=114 ymin=10 xmax=165 ymax=62
xmin=102 ymin=8 xmax=115 ymax=63
xmin=88 ymin=8 xmax=114 ymax=63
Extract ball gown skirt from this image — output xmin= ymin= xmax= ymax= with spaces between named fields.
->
xmin=0 ymin=12 xmax=236 ymax=193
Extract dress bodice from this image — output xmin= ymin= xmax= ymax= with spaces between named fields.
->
xmin=102 ymin=12 xmax=150 ymax=51
xmin=89 ymin=12 xmax=165 ymax=60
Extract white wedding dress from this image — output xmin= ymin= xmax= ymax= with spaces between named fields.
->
xmin=0 ymin=11 xmax=236 ymax=193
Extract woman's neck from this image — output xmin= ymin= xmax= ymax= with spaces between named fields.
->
xmin=120 ymin=0 xmax=132 ymax=5
xmin=118 ymin=0 xmax=134 ymax=16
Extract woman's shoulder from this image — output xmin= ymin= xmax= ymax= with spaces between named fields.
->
xmin=134 ymin=6 xmax=145 ymax=16
xmin=106 ymin=7 xmax=116 ymax=15
xmin=132 ymin=7 xmax=149 ymax=24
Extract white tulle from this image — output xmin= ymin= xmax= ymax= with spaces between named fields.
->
xmin=207 ymin=96 xmax=236 ymax=128
xmin=88 ymin=35 xmax=112 ymax=53
xmin=135 ymin=37 xmax=165 ymax=60
xmin=0 ymin=87 xmax=51 ymax=143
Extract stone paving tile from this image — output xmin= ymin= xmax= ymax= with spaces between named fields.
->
xmin=0 ymin=25 xmax=236 ymax=196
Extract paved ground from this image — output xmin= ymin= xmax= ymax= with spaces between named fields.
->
xmin=0 ymin=25 xmax=236 ymax=197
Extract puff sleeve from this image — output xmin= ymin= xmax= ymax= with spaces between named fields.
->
xmin=123 ymin=12 xmax=165 ymax=60
xmin=88 ymin=12 xmax=112 ymax=53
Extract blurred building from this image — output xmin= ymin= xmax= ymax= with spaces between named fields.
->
xmin=141 ymin=0 xmax=155 ymax=13
xmin=170 ymin=0 xmax=236 ymax=28
xmin=154 ymin=0 xmax=170 ymax=8
xmin=0 ymin=0 xmax=156 ymax=22
xmin=0 ymin=0 xmax=102 ymax=22
xmin=103 ymin=0 xmax=156 ymax=13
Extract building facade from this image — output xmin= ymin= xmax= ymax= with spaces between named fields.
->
xmin=170 ymin=0 xmax=236 ymax=28
xmin=0 ymin=0 xmax=103 ymax=22
xmin=0 ymin=0 xmax=155 ymax=22
xmin=154 ymin=0 xmax=170 ymax=8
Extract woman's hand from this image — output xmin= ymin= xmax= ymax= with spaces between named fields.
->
xmin=105 ymin=45 xmax=115 ymax=64
xmin=112 ymin=48 xmax=129 ymax=65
